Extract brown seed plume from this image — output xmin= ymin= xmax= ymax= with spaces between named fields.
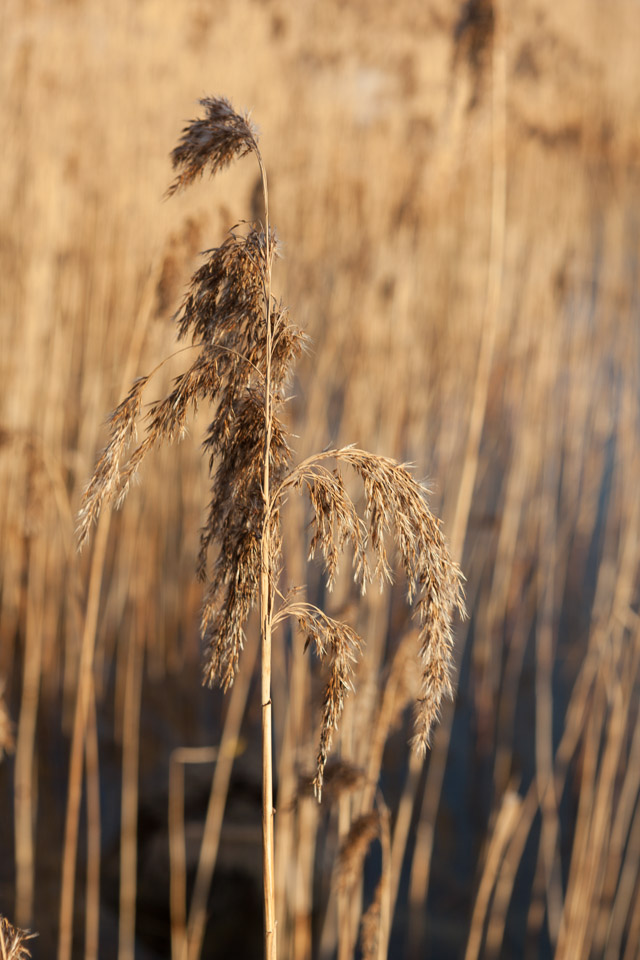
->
xmin=279 ymin=447 xmax=466 ymax=790
xmin=167 ymin=97 xmax=259 ymax=196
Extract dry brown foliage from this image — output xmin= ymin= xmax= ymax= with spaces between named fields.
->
xmin=0 ymin=916 xmax=34 ymax=960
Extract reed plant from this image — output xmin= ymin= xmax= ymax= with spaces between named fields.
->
xmin=4 ymin=4 xmax=639 ymax=956
xmin=78 ymin=97 xmax=465 ymax=959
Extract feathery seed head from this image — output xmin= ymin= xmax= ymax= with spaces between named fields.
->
xmin=167 ymin=97 xmax=259 ymax=196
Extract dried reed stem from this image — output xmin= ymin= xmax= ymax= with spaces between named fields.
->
xmin=168 ymin=746 xmax=219 ymax=960
xmin=464 ymin=790 xmax=521 ymax=960
xmin=118 ymin=627 xmax=144 ymax=960
xmin=58 ymin=510 xmax=108 ymax=960
xmin=61 ymin=257 xmax=157 ymax=960
xmin=184 ymin=627 xmax=260 ymax=960
xmin=84 ymin=680 xmax=101 ymax=960
xmin=0 ymin=681 xmax=14 ymax=761
xmin=258 ymin=152 xmax=278 ymax=960
xmin=14 ymin=547 xmax=44 ymax=928
xmin=408 ymin=5 xmax=505 ymax=945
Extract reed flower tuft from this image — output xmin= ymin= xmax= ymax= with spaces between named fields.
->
xmin=168 ymin=97 xmax=259 ymax=196
xmin=0 ymin=916 xmax=35 ymax=960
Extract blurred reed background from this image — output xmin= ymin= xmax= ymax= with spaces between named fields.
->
xmin=1 ymin=0 xmax=639 ymax=958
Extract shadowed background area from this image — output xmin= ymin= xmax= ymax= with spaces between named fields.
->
xmin=1 ymin=1 xmax=639 ymax=958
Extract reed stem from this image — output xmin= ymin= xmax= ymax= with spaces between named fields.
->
xmin=258 ymin=152 xmax=277 ymax=960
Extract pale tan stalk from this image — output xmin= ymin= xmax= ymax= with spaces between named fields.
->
xmin=447 ymin=1 xmax=506 ymax=562
xmin=14 ymin=546 xmax=44 ymax=927
xmin=407 ymin=612 xmax=473 ymax=954
xmin=118 ymin=625 xmax=144 ymax=960
xmin=535 ymin=326 xmax=563 ymax=947
xmin=58 ymin=512 xmax=108 ymax=960
xmin=169 ymin=750 xmax=188 ymax=960
xmin=376 ymin=801 xmax=392 ymax=960
xmin=464 ymin=791 xmax=521 ymax=960
xmin=388 ymin=750 xmax=422 ymax=920
xmin=408 ymin=7 xmax=506 ymax=944
xmin=258 ymin=151 xmax=277 ymax=960
xmin=554 ymin=695 xmax=602 ymax=959
xmin=337 ymin=702 xmax=356 ymax=960
xmin=350 ymin=615 xmax=415 ymax=943
xmin=84 ymin=680 xmax=101 ymax=960
xmin=605 ymin=791 xmax=640 ymax=960
xmin=483 ymin=645 xmax=601 ymax=957
xmin=60 ymin=261 xmax=156 ymax=960
xmin=484 ymin=790 xmax=539 ymax=958
xmin=601 ymin=644 xmax=640 ymax=957
xmin=621 ymin=879 xmax=640 ymax=960
xmin=167 ymin=746 xmax=219 ymax=960
xmin=275 ymin=496 xmax=309 ymax=957
xmin=556 ymin=643 xmax=636 ymax=956
xmin=293 ymin=799 xmax=319 ymax=960
xmin=185 ymin=627 xmax=259 ymax=960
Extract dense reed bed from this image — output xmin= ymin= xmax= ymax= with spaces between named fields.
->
xmin=1 ymin=0 xmax=639 ymax=958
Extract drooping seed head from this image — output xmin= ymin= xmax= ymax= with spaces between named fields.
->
xmin=167 ymin=97 xmax=259 ymax=196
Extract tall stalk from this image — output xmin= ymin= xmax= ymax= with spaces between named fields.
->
xmin=258 ymin=151 xmax=277 ymax=960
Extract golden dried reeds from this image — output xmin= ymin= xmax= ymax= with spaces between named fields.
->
xmin=3 ymin=5 xmax=640 ymax=959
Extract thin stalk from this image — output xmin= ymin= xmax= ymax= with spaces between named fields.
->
xmin=118 ymin=624 xmax=144 ymax=960
xmin=258 ymin=150 xmax=277 ymax=960
xmin=84 ymin=678 xmax=101 ymax=960
xmin=407 ymin=10 xmax=506 ymax=948
xmin=376 ymin=798 xmax=392 ymax=960
xmin=464 ymin=791 xmax=521 ymax=960
xmin=275 ymin=496 xmax=311 ymax=958
xmin=185 ymin=628 xmax=260 ymax=960
xmin=14 ymin=544 xmax=44 ymax=927
xmin=167 ymin=746 xmax=219 ymax=960
xmin=59 ymin=255 xmax=157 ymax=960
xmin=169 ymin=751 xmax=188 ymax=960
xmin=58 ymin=511 xmax=110 ymax=960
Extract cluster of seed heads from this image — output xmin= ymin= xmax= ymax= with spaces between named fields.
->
xmin=78 ymin=96 xmax=465 ymax=798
